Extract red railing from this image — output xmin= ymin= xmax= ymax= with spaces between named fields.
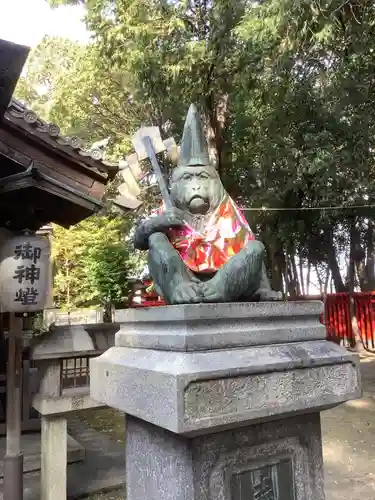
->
xmin=352 ymin=293 xmax=375 ymax=351
xmin=324 ymin=293 xmax=354 ymax=347
xmin=323 ymin=292 xmax=375 ymax=352
xmin=129 ymin=280 xmax=166 ymax=308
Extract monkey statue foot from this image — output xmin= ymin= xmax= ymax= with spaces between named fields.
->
xmin=199 ymin=240 xmax=266 ymax=303
xmin=170 ymin=282 xmax=203 ymax=304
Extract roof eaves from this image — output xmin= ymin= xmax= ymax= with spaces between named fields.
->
xmin=4 ymin=98 xmax=119 ymax=180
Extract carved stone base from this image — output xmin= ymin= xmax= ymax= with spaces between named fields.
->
xmin=126 ymin=412 xmax=324 ymax=500
xmin=90 ymin=301 xmax=361 ymax=499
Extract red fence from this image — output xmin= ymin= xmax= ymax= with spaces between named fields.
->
xmin=129 ymin=280 xmax=166 ymax=308
xmin=324 ymin=292 xmax=375 ymax=352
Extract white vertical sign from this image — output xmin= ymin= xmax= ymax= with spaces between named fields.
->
xmin=0 ymin=235 xmax=51 ymax=312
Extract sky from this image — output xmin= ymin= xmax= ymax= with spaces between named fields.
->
xmin=0 ymin=0 xmax=90 ymax=48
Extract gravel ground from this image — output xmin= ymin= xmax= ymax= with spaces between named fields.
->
xmin=80 ymin=408 xmax=125 ymax=500
xmin=82 ymin=356 xmax=375 ymax=500
xmin=323 ymin=355 xmax=375 ymax=500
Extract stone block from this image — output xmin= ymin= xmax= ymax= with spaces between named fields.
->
xmin=91 ymin=339 xmax=360 ymax=435
xmin=36 ymin=361 xmax=61 ymax=397
xmin=126 ymin=413 xmax=325 ymax=500
xmin=84 ymin=323 xmax=120 ymax=351
xmin=31 ymin=325 xmax=95 ymax=360
xmin=92 ymin=332 xmax=108 ymax=351
xmin=33 ymin=391 xmax=105 ymax=416
xmin=114 ymin=301 xmax=326 ymax=351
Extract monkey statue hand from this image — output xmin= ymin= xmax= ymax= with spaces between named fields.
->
xmin=134 ymin=207 xmax=186 ymax=250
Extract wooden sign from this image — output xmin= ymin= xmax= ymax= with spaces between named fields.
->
xmin=119 ymin=165 xmax=141 ymax=197
xmin=115 ymin=128 xmax=178 ymax=211
xmin=124 ymin=155 xmax=143 ymax=180
xmin=132 ymin=127 xmax=166 ymax=161
xmin=114 ymin=195 xmax=143 ymax=210
xmin=0 ymin=235 xmax=51 ymax=312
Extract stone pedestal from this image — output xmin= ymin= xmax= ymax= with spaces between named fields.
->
xmin=90 ymin=301 xmax=361 ymax=500
xmin=41 ymin=416 xmax=67 ymax=500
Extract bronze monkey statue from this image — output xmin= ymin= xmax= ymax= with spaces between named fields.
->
xmin=134 ymin=104 xmax=281 ymax=305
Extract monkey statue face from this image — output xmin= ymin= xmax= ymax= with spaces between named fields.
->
xmin=170 ymin=165 xmax=225 ymax=216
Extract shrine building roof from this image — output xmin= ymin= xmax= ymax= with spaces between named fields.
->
xmin=0 ymin=99 xmax=121 ymax=231
xmin=3 ymin=98 xmax=119 ymax=181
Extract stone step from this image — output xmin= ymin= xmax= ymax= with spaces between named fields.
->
xmin=0 ymin=433 xmax=84 ymax=477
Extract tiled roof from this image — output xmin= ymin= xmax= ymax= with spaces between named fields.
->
xmin=3 ymin=98 xmax=119 ymax=180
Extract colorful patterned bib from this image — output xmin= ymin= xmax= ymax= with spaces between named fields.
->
xmin=164 ymin=196 xmax=255 ymax=273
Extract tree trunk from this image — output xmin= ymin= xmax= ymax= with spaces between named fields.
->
xmin=364 ymin=220 xmax=375 ymax=291
xmin=324 ymin=270 xmax=330 ymax=296
xmin=314 ymin=264 xmax=323 ymax=295
xmin=268 ymin=239 xmax=284 ymax=294
xmin=326 ymin=228 xmax=346 ymax=292
xmin=349 ymin=219 xmax=363 ymax=351
xmin=348 ymin=218 xmax=366 ymax=290
xmin=204 ymin=93 xmax=229 ymax=176
xmin=306 ymin=261 xmax=311 ymax=293
xmin=284 ymin=252 xmax=289 ymax=299
xmin=103 ymin=301 xmax=113 ymax=323
xmin=299 ymin=254 xmax=305 ymax=296
xmin=290 ymin=253 xmax=301 ymax=297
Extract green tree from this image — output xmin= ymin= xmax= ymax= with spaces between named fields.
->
xmin=83 ymin=242 xmax=132 ymax=320
xmin=49 ymin=0 xmax=251 ymax=174
xmin=45 ymin=0 xmax=375 ymax=301
xmin=15 ymin=35 xmax=149 ymax=158
xmin=15 ymin=36 xmax=85 ymax=119
xmin=52 ymin=214 xmax=145 ymax=310
xmin=229 ymin=0 xmax=375 ymax=294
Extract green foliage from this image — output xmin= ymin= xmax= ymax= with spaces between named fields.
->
xmin=48 ymin=0 xmax=83 ymax=6
xmin=15 ymin=34 xmax=146 ymax=308
xmin=52 ymin=214 xmax=145 ymax=309
xmin=15 ymin=36 xmax=149 ymax=159
xmin=229 ymin=0 xmax=375 ymax=292
xmin=19 ymin=0 xmax=375 ymax=296
xmin=83 ymin=243 xmax=131 ymax=307
xmin=16 ymin=36 xmax=85 ymax=119
xmin=72 ymin=0 xmax=251 ymax=171
xmin=31 ymin=312 xmax=50 ymax=336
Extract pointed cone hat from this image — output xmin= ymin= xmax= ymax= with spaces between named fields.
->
xmin=178 ymin=104 xmax=210 ymax=167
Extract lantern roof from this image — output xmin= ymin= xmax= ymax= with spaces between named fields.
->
xmin=30 ymin=325 xmax=96 ymax=360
